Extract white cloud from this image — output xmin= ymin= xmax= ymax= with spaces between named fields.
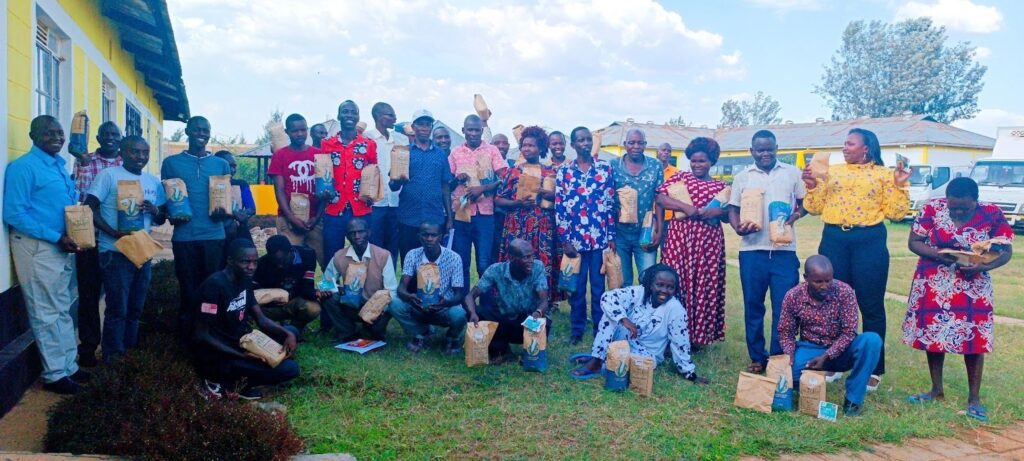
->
xmin=895 ymin=0 xmax=1003 ymax=34
xmin=952 ymin=109 xmax=1024 ymax=138
xmin=745 ymin=0 xmax=822 ymax=11
xmin=974 ymin=46 xmax=991 ymax=59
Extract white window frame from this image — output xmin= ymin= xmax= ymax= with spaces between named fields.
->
xmin=33 ymin=14 xmax=68 ymax=119
xmin=125 ymin=100 xmax=142 ymax=137
xmin=101 ymin=76 xmax=117 ymax=123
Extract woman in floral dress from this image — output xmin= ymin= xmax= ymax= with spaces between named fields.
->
xmin=495 ymin=126 xmax=561 ymax=301
xmin=903 ymin=177 xmax=1013 ymax=422
xmin=654 ymin=137 xmax=727 ymax=347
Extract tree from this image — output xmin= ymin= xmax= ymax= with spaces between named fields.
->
xmin=815 ymin=18 xmax=986 ymax=124
xmin=254 ymin=109 xmax=283 ymax=145
xmin=167 ymin=128 xmax=185 ymax=142
xmin=718 ymin=91 xmax=782 ymax=128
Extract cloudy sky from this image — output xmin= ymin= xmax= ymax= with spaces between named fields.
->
xmin=164 ymin=0 xmax=1024 ymax=142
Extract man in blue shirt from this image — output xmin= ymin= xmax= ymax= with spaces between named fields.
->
xmin=160 ymin=116 xmax=232 ymax=341
xmin=389 ymin=110 xmax=453 ymax=262
xmin=3 ymin=116 xmax=88 ymax=394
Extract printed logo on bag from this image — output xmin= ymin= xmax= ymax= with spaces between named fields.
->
xmin=614 ymin=360 xmax=628 ymax=378
xmin=201 ymin=303 xmax=218 ymax=315
xmin=817 ymin=401 xmax=839 ymax=422
xmin=472 ymin=329 xmax=486 ymax=343
xmin=527 ymin=338 xmax=541 ymax=355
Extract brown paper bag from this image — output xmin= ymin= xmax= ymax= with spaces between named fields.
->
xmin=254 ymin=288 xmax=290 ymax=305
xmin=809 ymin=152 xmax=830 ymax=181
xmin=940 ymin=236 xmax=1014 ymax=266
xmin=358 ymin=290 xmax=391 ymax=323
xmin=315 ymin=153 xmax=334 ymax=182
xmin=799 ymin=370 xmax=828 ymax=416
xmin=516 ymin=172 xmax=541 ymax=201
xmin=473 ymin=94 xmax=490 ymax=120
xmin=290 ymin=193 xmax=311 ymax=222
xmin=457 ymin=164 xmax=481 ymax=188
xmin=114 ymin=231 xmax=164 ymax=268
xmin=209 ymin=175 xmax=232 ymax=215
xmin=628 ymin=354 xmax=655 ymax=397
xmin=618 ymin=187 xmax=638 ymax=224
xmin=666 ymin=182 xmax=693 ymax=220
xmin=769 ymin=219 xmax=794 ymax=247
xmin=64 ymin=205 xmax=96 ymax=250
xmin=231 ymin=185 xmax=243 ymax=212
xmin=523 ymin=322 xmax=546 ymax=355
xmin=734 ymin=372 xmax=777 ymax=413
xmin=714 ymin=185 xmax=732 ymax=204
xmin=765 ymin=355 xmax=793 ymax=390
xmin=591 ymin=131 xmax=603 ymax=157
xmin=117 ymin=180 xmax=144 ymax=232
xmin=454 ymin=196 xmax=472 ymax=223
xmin=601 ymin=249 xmax=624 ymax=290
xmin=739 ymin=188 xmax=765 ymax=229
xmin=512 ymin=125 xmax=525 ymax=145
xmin=416 ymin=262 xmax=442 ymax=306
xmin=476 ymin=152 xmax=494 ymax=181
xmin=239 ymin=330 xmax=286 ymax=368
xmin=606 ymin=341 xmax=631 ymax=378
xmin=539 ymin=175 xmax=556 ymax=209
xmin=267 ymin=121 xmax=289 ymax=153
xmin=464 ymin=321 xmax=498 ymax=367
xmin=360 ymin=166 xmax=384 ymax=202
xmin=343 ymin=262 xmax=368 ymax=294
xmin=390 ymin=145 xmax=410 ymax=180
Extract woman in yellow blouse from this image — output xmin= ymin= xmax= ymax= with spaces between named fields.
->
xmin=802 ymin=128 xmax=910 ymax=391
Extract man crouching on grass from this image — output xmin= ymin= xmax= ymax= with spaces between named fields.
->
xmin=194 ymin=239 xmax=299 ymax=400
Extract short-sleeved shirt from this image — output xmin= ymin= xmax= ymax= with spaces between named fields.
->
xmin=609 ymin=155 xmax=663 ymax=229
xmin=554 ymin=159 xmax=617 ymax=251
xmin=74 ymin=152 xmax=122 ymax=202
xmin=449 ymin=142 xmax=506 ymax=216
xmin=267 ymin=145 xmax=320 ymax=216
xmin=196 ymin=270 xmax=255 ymax=347
xmin=320 ymin=133 xmax=378 ymax=217
xmin=402 ymin=247 xmax=464 ymax=301
xmin=254 ymin=246 xmax=317 ymax=301
xmin=365 ymin=128 xmax=407 ymax=208
xmin=160 ymin=151 xmax=232 ymax=242
xmin=476 ymin=260 xmax=548 ymax=317
xmin=728 ymin=162 xmax=807 ymax=251
xmin=87 ymin=166 xmax=167 ymax=252
xmin=398 ymin=142 xmax=453 ymax=227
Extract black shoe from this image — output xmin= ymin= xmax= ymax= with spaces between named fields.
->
xmin=407 ymin=336 xmax=427 ymax=353
xmin=78 ymin=350 xmax=99 ymax=368
xmin=567 ymin=335 xmax=582 ymax=346
xmin=843 ymin=399 xmax=864 ymax=417
xmin=444 ymin=341 xmax=463 ymax=356
xmin=43 ymin=377 xmax=82 ymax=395
xmin=70 ymin=370 xmax=92 ymax=383
xmin=238 ymin=386 xmax=263 ymax=401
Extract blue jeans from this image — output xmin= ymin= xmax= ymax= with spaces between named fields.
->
xmin=389 ymin=297 xmax=468 ymax=342
xmin=614 ymin=225 xmax=657 ymax=286
xmin=570 ymin=249 xmax=605 ymax=338
xmin=369 ymin=206 xmax=400 ymax=266
xmin=100 ymin=252 xmax=153 ymax=362
xmin=322 ymin=209 xmax=357 ymax=331
xmin=739 ymin=250 xmax=800 ymax=365
xmin=791 ymin=333 xmax=882 ymax=405
xmin=453 ymin=214 xmax=494 ymax=288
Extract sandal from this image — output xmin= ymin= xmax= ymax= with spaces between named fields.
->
xmin=907 ymin=393 xmax=943 ymax=404
xmin=825 ymin=372 xmax=845 ymax=383
xmin=866 ymin=374 xmax=881 ymax=392
xmin=569 ymin=365 xmax=602 ymax=380
xmin=568 ymin=353 xmax=593 ymax=366
xmin=745 ymin=361 xmax=765 ymax=374
xmin=966 ymin=404 xmax=989 ymax=422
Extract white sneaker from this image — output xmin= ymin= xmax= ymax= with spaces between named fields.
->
xmin=201 ymin=379 xmax=224 ymax=400
xmin=866 ymin=374 xmax=882 ymax=392
xmin=825 ymin=371 xmax=844 ymax=383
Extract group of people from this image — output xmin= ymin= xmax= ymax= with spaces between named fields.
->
xmin=4 ymin=103 xmax=1013 ymax=421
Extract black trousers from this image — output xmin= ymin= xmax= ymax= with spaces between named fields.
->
xmin=172 ymin=240 xmax=225 ymax=341
xmin=479 ymin=306 xmax=551 ymax=356
xmin=398 ymin=224 xmax=422 ymax=264
xmin=818 ymin=223 xmax=889 ymax=375
xmin=75 ymin=247 xmax=102 ymax=354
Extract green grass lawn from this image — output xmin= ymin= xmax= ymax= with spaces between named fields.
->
xmin=280 ymin=256 xmax=1024 ymax=459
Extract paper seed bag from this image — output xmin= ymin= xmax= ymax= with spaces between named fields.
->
xmin=666 ymin=181 xmax=693 ymax=220
xmin=516 ymin=166 xmax=542 ymax=201
xmin=557 ymin=255 xmax=581 ymax=293
xmin=314 ymin=153 xmax=335 ymax=197
xmin=799 ymin=370 xmax=828 ymax=417
xmin=114 ymin=231 xmax=163 ymax=268
xmin=539 ymin=175 xmax=556 ymax=209
xmin=358 ymin=289 xmax=391 ymax=323
xmin=162 ymin=178 xmax=192 ymax=220
xmin=628 ymin=354 xmax=656 ymax=397
xmin=765 ymin=355 xmax=793 ymax=390
xmin=809 ymin=152 xmax=830 ymax=181
xmin=254 ymin=288 xmax=290 ymax=305
xmin=239 ymin=329 xmax=286 ymax=368
xmin=604 ymin=340 xmax=631 ymax=392
xmin=768 ymin=201 xmax=794 ymax=246
xmin=521 ymin=322 xmax=547 ymax=373
xmin=473 ymin=94 xmax=490 ymax=121
xmin=116 ymin=180 xmax=145 ymax=233
xmin=734 ymin=371 xmax=777 ymax=413
xmin=267 ymin=122 xmax=289 ymax=153
xmin=476 ymin=152 xmax=495 ymax=182
xmin=617 ymin=186 xmax=638 ymax=224
xmin=359 ymin=166 xmax=384 ymax=202
xmin=601 ymin=249 xmax=624 ymax=290
xmin=739 ymin=188 xmax=765 ymax=230
xmin=290 ymin=193 xmax=311 ymax=222
xmin=338 ymin=261 xmax=368 ymax=307
xmin=465 ymin=321 xmax=498 ymax=367
xmin=417 ymin=262 xmax=442 ymax=307
xmin=208 ymin=175 xmax=232 ymax=216
xmin=390 ymin=145 xmax=410 ymax=180
xmin=65 ymin=205 xmax=96 ymax=250
xmin=70 ymin=111 xmax=89 ymax=154
xmin=231 ymin=185 xmax=243 ymax=213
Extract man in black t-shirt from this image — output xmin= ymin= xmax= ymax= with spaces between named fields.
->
xmin=253 ymin=235 xmax=321 ymax=334
xmin=194 ymin=239 xmax=299 ymax=400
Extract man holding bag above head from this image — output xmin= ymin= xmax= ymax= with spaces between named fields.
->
xmin=85 ymin=136 xmax=166 ymax=363
xmin=728 ymin=130 xmax=806 ymax=375
xmin=389 ymin=222 xmax=466 ymax=355
xmin=319 ymin=218 xmax=398 ymax=343
xmin=160 ymin=116 xmax=232 ymax=341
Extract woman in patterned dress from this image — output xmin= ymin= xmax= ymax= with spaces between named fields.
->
xmin=495 ymin=126 xmax=562 ymax=302
xmin=903 ymin=178 xmax=1013 ymax=422
xmin=655 ymin=137 xmax=728 ymax=347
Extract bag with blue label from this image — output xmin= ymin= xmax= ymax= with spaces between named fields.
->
xmin=521 ymin=318 xmax=548 ymax=373
xmin=314 ymin=153 xmax=336 ymax=199
xmin=704 ymin=186 xmax=732 ymax=225
xmin=70 ymin=111 xmax=89 ymax=154
xmin=604 ymin=340 xmax=631 ymax=392
xmin=639 ymin=211 xmax=655 ymax=245
xmin=768 ymin=201 xmax=794 ymax=246
xmin=338 ymin=262 xmax=367 ymax=307
xmin=116 ymin=180 xmax=145 ymax=233
xmin=557 ymin=254 xmax=581 ymax=293
xmin=416 ymin=262 xmax=442 ymax=307
xmin=771 ymin=375 xmax=795 ymax=412
xmin=162 ymin=178 xmax=192 ymax=220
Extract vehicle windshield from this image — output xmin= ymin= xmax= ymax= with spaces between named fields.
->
xmin=970 ymin=162 xmax=1024 ymax=187
xmin=908 ymin=166 xmax=931 ymax=186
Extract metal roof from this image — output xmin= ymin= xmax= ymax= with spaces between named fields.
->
xmin=597 ymin=115 xmax=995 ymax=152
xmin=101 ymin=0 xmax=190 ymax=122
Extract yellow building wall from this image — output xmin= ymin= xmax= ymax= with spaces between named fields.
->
xmin=7 ymin=0 xmax=167 ymax=177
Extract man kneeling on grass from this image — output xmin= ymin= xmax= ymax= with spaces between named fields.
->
xmin=195 ymin=239 xmax=299 ymax=400
xmin=778 ymin=255 xmax=882 ymax=417
xmin=570 ymin=264 xmax=707 ymax=384
xmin=389 ymin=222 xmax=466 ymax=354
xmin=320 ymin=218 xmax=397 ymax=342
xmin=253 ymin=235 xmax=321 ymax=337
xmin=464 ymin=238 xmax=551 ymax=364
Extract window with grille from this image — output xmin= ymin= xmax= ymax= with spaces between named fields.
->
xmin=101 ymin=78 xmax=116 ymax=123
xmin=125 ymin=102 xmax=142 ymax=137
xmin=34 ymin=20 xmax=63 ymax=117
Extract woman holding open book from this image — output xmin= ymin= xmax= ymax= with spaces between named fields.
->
xmin=802 ymin=128 xmax=910 ymax=392
xmin=902 ymin=177 xmax=1013 ymax=422
xmin=655 ymin=137 xmax=728 ymax=348
xmin=495 ymin=126 xmax=560 ymax=302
